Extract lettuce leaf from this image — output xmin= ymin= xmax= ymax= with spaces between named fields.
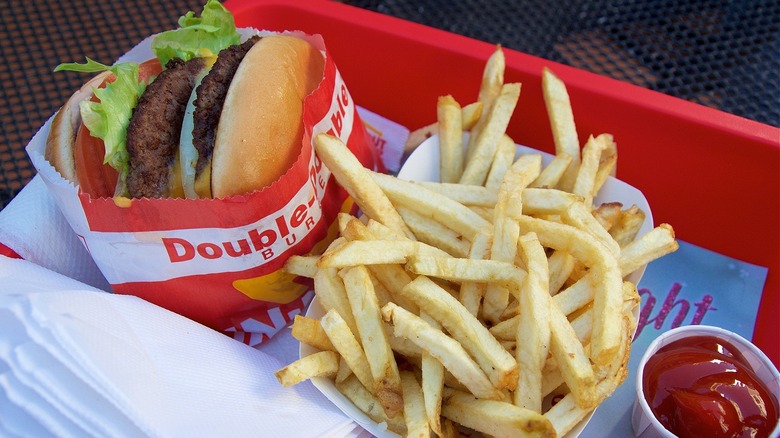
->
xmin=55 ymin=58 xmax=148 ymax=188
xmin=152 ymin=0 xmax=240 ymax=67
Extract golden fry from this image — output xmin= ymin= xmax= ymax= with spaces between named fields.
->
xmin=274 ymin=351 xmax=339 ymax=387
xmin=438 ymin=95 xmax=464 ymax=184
xmin=315 ymin=133 xmax=413 ymax=238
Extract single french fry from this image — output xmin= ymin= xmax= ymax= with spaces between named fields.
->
xmin=405 ymin=102 xmax=484 ymax=154
xmin=513 ymin=233 xmax=552 ymax=413
xmin=407 ymin=256 xmax=526 ymax=290
xmin=418 ymin=181 xmax=498 ymax=207
xmin=336 ymin=375 xmax=407 ymax=434
xmin=553 ymin=274 xmax=595 ymax=316
xmin=369 ymin=270 xmax=393 ymax=308
xmin=371 ymin=171 xmax=492 ymax=240
xmin=460 ymin=101 xmax=485 ymax=131
xmin=402 ymin=276 xmax=519 ymax=391
xmin=318 ymin=239 xmax=450 ymax=268
xmin=396 ymin=205 xmax=471 ymax=258
xmin=291 ymin=315 xmax=334 ymax=352
xmin=522 ymin=188 xmax=582 ymax=216
xmin=320 ymin=309 xmax=374 ymax=392
xmin=274 ymin=350 xmax=340 ymax=387
xmin=619 ymin=223 xmax=678 ymax=275
xmin=439 ymin=418 xmax=460 ymax=438
xmin=549 ymin=296 xmax=596 ymax=409
xmin=593 ymin=133 xmax=617 ymax=193
xmin=592 ymin=202 xmax=623 ymax=231
xmin=419 ymin=312 xmax=445 ymax=437
xmin=610 ymin=205 xmax=647 ymax=247
xmin=543 ymin=387 xmax=593 ymax=437
xmin=485 ymin=134 xmax=517 ymax=189
xmin=542 ymin=67 xmax=580 ymax=191
xmin=483 ymin=154 xmax=541 ymax=323
xmin=466 ymin=45 xmax=506 ymax=161
xmin=483 ymin=200 xmax=522 ymax=323
xmin=342 ymin=266 xmax=403 ymax=418
xmin=315 ymin=133 xmax=414 ymax=238
xmin=488 ymin=316 xmax=516 ymax=341
xmin=572 ymin=134 xmax=607 ymax=208
xmin=382 ymin=303 xmax=503 ymax=400
xmin=441 ymin=388 xmax=556 ymax=438
xmin=561 ymin=201 xmax=621 ymax=257
xmin=469 ymin=205 xmax=495 ymax=222
xmin=369 ymin=264 xmax=420 ymax=314
xmin=366 ymin=218 xmax=406 ymax=240
xmin=405 ymin=123 xmax=438 ymax=154
xmin=547 ymin=250 xmax=575 ymax=295
xmin=401 ymin=371 xmax=431 ymax=438
xmin=314 ymin=267 xmax=358 ymax=335
xmin=459 ymin=231 xmax=492 ymax=316
xmin=283 ymin=255 xmax=319 ymax=278
xmin=438 ymin=95 xmax=464 ymax=184
xmin=499 ymin=154 xmax=543 ymax=195
xmin=530 ymin=152 xmax=573 ymax=189
xmin=335 ymin=356 xmax=353 ymax=384
xmin=461 ymin=82 xmax=522 ymax=186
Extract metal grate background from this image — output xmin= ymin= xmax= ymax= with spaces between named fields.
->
xmin=345 ymin=0 xmax=780 ymax=126
xmin=1 ymin=0 xmax=778 ymax=210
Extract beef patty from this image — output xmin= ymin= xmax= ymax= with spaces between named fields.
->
xmin=192 ymin=35 xmax=261 ymax=177
xmin=125 ymin=56 xmax=206 ymax=198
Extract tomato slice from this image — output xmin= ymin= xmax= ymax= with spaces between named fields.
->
xmin=74 ymin=59 xmax=163 ymax=198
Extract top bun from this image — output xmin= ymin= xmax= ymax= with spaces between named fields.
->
xmin=210 ymin=35 xmax=325 ymax=198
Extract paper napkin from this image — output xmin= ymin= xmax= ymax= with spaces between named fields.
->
xmin=0 ymin=256 xmax=360 ymax=437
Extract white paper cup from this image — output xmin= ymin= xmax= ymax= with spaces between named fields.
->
xmin=632 ymin=325 xmax=780 ymax=438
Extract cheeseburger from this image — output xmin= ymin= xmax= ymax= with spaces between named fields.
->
xmin=45 ymin=0 xmax=325 ymax=200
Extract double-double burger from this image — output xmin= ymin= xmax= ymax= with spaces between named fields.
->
xmin=46 ymin=0 xmax=325 ymax=200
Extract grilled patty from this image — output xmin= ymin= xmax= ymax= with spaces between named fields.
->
xmin=192 ymin=35 xmax=261 ymax=177
xmin=125 ymin=57 xmax=206 ymax=198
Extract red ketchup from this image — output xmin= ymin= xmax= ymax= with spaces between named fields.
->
xmin=642 ymin=335 xmax=778 ymax=437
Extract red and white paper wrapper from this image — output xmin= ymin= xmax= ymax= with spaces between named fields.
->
xmin=26 ymin=30 xmax=379 ymax=346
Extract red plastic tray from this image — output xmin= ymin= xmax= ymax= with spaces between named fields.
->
xmin=224 ymin=0 xmax=780 ymax=365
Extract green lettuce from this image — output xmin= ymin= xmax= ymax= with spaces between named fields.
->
xmin=152 ymin=0 xmax=240 ymax=66
xmin=54 ymin=58 xmax=148 ymax=186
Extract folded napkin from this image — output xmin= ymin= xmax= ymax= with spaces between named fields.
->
xmin=0 ymin=174 xmax=110 ymax=291
xmin=0 ymin=255 xmax=363 ymax=437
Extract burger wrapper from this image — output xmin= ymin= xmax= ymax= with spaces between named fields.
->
xmin=26 ymin=30 xmax=380 ymax=346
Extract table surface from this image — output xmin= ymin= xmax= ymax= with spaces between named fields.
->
xmin=1 ymin=0 xmax=778 ymax=210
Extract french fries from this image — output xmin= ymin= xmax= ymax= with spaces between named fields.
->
xmin=276 ymin=46 xmax=678 ymax=438
xmin=342 ymin=265 xmax=403 ymax=418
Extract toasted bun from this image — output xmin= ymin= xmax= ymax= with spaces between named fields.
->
xmin=45 ymin=71 xmax=112 ymax=183
xmin=210 ymin=35 xmax=325 ymax=198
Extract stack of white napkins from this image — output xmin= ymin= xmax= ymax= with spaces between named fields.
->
xmin=0 ymin=178 xmax=368 ymax=437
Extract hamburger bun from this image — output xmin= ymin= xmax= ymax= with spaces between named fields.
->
xmin=211 ymin=35 xmax=324 ymax=198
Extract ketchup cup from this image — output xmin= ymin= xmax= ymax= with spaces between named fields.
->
xmin=632 ymin=325 xmax=780 ymax=438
